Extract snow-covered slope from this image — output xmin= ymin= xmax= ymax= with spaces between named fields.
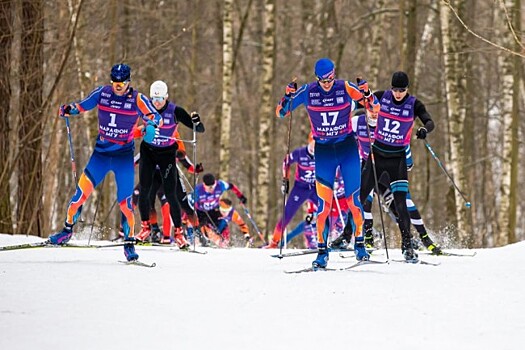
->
xmin=0 ymin=234 xmax=523 ymax=350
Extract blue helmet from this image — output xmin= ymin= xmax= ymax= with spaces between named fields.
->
xmin=110 ymin=64 xmax=131 ymax=82
xmin=314 ymin=58 xmax=335 ymax=80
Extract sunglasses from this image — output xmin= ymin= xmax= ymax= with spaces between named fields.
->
xmin=392 ymin=87 xmax=407 ymax=92
xmin=151 ymin=96 xmax=166 ymax=103
xmin=111 ymin=80 xmax=130 ymax=88
xmin=318 ymin=77 xmax=335 ymax=84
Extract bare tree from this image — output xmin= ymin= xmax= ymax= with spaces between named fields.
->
xmin=0 ymin=0 xmax=13 ymax=233
xmin=17 ymin=0 xmax=44 ymax=235
xmin=255 ymin=0 xmax=276 ymax=238
xmin=439 ymin=0 xmax=471 ymax=245
xmin=219 ymin=0 xmax=234 ymax=179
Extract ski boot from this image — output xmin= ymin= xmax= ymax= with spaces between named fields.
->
xmin=174 ymin=227 xmax=190 ymax=250
xmin=354 ymin=237 xmax=370 ymax=261
xmin=48 ymin=224 xmax=73 ymax=245
xmin=364 ymin=225 xmax=374 ymax=249
xmin=402 ymin=239 xmax=419 ymax=264
xmin=312 ymin=244 xmax=329 ymax=269
xmin=136 ymin=221 xmax=152 ymax=242
xmin=420 ymin=233 xmax=443 ymax=255
xmin=123 ymin=237 xmax=139 ymax=261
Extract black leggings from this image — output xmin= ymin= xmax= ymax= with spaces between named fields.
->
xmin=138 ymin=142 xmax=182 ymax=228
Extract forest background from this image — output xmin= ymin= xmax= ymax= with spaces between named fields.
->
xmin=0 ymin=0 xmax=523 ymax=249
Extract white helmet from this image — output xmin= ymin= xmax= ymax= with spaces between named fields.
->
xmin=150 ymin=80 xmax=168 ymax=99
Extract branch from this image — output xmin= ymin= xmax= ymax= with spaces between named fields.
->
xmin=442 ymin=0 xmax=525 ymax=58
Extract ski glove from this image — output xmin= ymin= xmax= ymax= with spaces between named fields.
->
xmin=285 ymin=81 xmax=297 ymax=97
xmin=238 ymin=195 xmax=248 ymax=205
xmin=357 ymin=78 xmax=372 ymax=98
xmin=191 ymin=111 xmax=201 ymax=124
xmin=59 ymin=104 xmax=79 ymax=117
xmin=281 ymin=178 xmax=289 ymax=195
xmin=305 ymin=213 xmax=314 ymax=224
xmin=143 ymin=120 xmax=159 ymax=143
xmin=416 ymin=127 xmax=427 ymax=139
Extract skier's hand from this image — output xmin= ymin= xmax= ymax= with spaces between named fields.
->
xmin=59 ymin=104 xmax=79 ymax=117
xmin=357 ymin=78 xmax=372 ymax=98
xmin=191 ymin=111 xmax=201 ymax=124
xmin=143 ymin=120 xmax=159 ymax=143
xmin=193 ymin=163 xmax=204 ymax=174
xmin=176 ymin=150 xmax=186 ymax=160
xmin=416 ymin=127 xmax=428 ymax=139
xmin=305 ymin=213 xmax=314 ymax=224
xmin=238 ymin=195 xmax=247 ymax=205
xmin=281 ymin=178 xmax=289 ymax=195
xmin=285 ymin=81 xmax=297 ymax=97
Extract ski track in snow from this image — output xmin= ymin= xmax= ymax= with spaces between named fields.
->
xmin=0 ymin=234 xmax=524 ymax=350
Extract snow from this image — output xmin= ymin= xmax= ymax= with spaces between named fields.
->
xmin=1 ymin=234 xmax=524 ymax=350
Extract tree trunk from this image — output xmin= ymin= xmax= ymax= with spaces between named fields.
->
xmin=219 ymin=0 xmax=233 ymax=179
xmin=255 ymin=0 xmax=276 ymax=239
xmin=0 ymin=0 xmax=13 ymax=233
xmin=17 ymin=0 xmax=44 ymax=236
xmin=439 ymin=0 xmax=471 ymax=246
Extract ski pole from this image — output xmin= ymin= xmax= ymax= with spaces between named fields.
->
xmin=240 ymin=203 xmax=266 ymax=244
xmin=358 ymin=80 xmax=389 ymax=260
xmin=156 ymin=135 xmax=196 ymax=144
xmin=64 ymin=116 xmax=84 ymax=223
xmin=278 ymin=78 xmax=297 ymax=258
xmin=192 ymin=125 xmax=198 ymax=250
xmin=64 ymin=116 xmax=78 ymax=185
xmin=423 ymin=140 xmax=471 ymax=208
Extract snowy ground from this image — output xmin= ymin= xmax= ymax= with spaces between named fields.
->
xmin=0 ymin=234 xmax=524 ymax=350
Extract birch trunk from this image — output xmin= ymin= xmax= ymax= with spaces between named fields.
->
xmin=255 ymin=0 xmax=276 ymax=239
xmin=439 ymin=0 xmax=471 ymax=245
xmin=495 ymin=0 xmax=515 ymax=246
xmin=219 ymin=0 xmax=233 ymax=179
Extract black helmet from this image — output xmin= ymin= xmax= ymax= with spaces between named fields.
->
xmin=110 ymin=64 xmax=131 ymax=82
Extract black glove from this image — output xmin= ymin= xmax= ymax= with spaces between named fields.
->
xmin=281 ymin=178 xmax=289 ymax=195
xmin=416 ymin=127 xmax=427 ymax=139
xmin=194 ymin=163 xmax=204 ymax=173
xmin=305 ymin=213 xmax=314 ymax=224
xmin=191 ymin=111 xmax=201 ymax=124
xmin=176 ymin=150 xmax=186 ymax=160
xmin=239 ymin=195 xmax=247 ymax=205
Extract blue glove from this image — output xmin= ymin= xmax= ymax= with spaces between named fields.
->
xmin=59 ymin=104 xmax=79 ymax=117
xmin=356 ymin=79 xmax=372 ymax=98
xmin=143 ymin=121 xmax=159 ymax=143
xmin=285 ymin=82 xmax=297 ymax=97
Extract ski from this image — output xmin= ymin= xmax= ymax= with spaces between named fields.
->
xmin=391 ymin=259 xmax=441 ymax=266
xmin=0 ymin=241 xmax=100 ymax=251
xmin=284 ymin=266 xmax=338 ymax=274
xmin=118 ymin=260 xmax=156 ymax=268
xmin=420 ymin=250 xmax=477 ymax=257
xmin=271 ymin=247 xmax=371 ymax=259
xmin=284 ymin=259 xmax=388 ymax=273
xmin=338 ymin=259 xmax=389 ymax=270
xmin=170 ymin=247 xmax=208 ymax=254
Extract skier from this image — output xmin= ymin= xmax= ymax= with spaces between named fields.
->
xmin=276 ymin=57 xmax=379 ymax=268
xmin=217 ymin=198 xmax=253 ymax=247
xmin=263 ymin=135 xmax=317 ymax=249
xmin=192 ymin=173 xmax=247 ymax=246
xmin=137 ymin=80 xmax=205 ymax=249
xmin=49 ymin=63 xmax=162 ymax=262
xmin=358 ymin=71 xmax=435 ymax=262
xmin=133 ymin=129 xmax=204 ymax=243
